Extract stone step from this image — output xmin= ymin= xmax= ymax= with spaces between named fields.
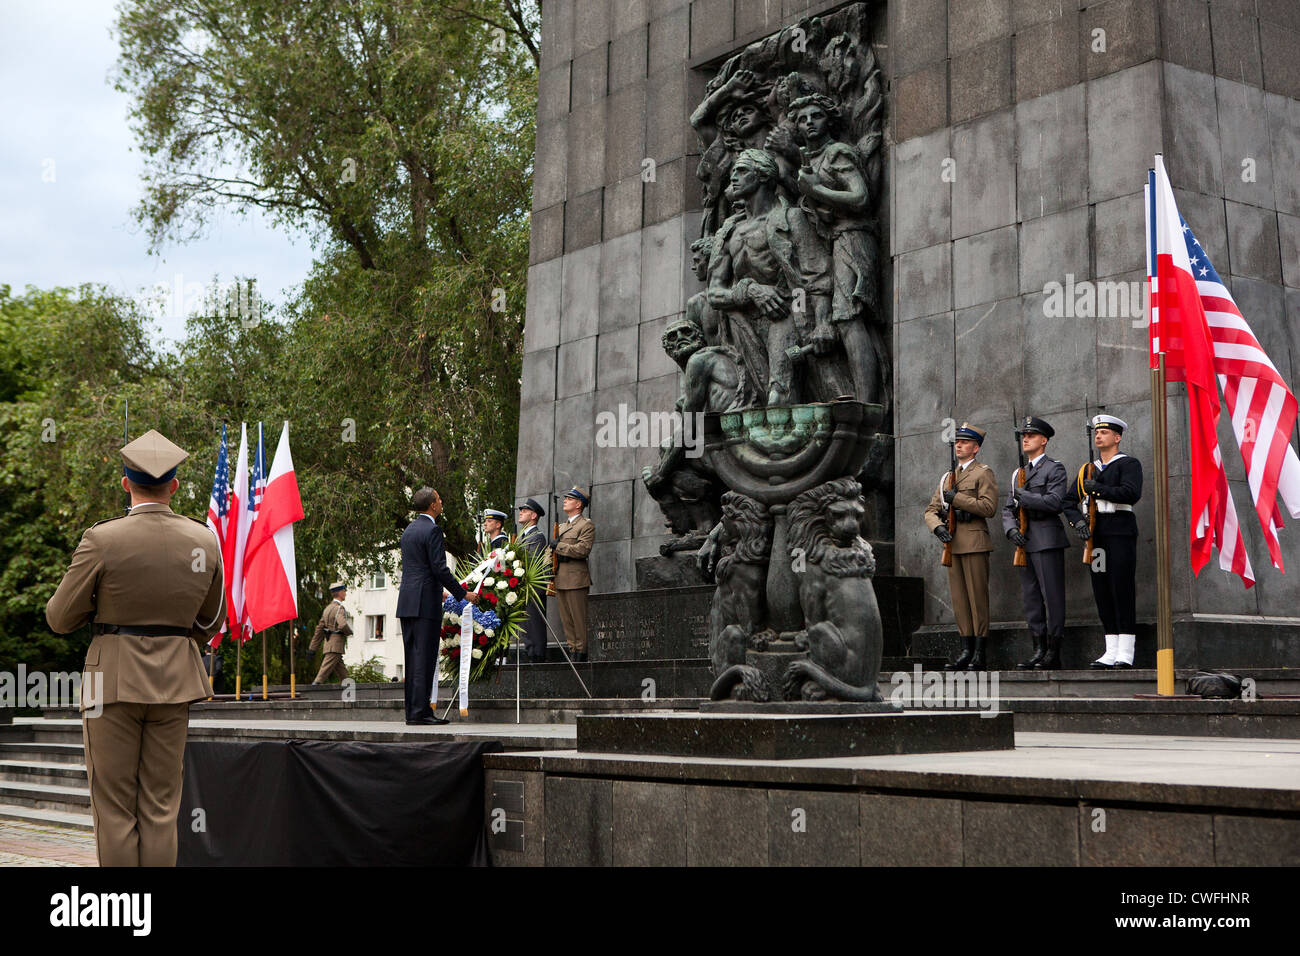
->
xmin=0 ymin=803 xmax=94 ymax=832
xmin=0 ymin=741 xmax=84 ymax=764
xmin=189 ymin=696 xmax=706 ymax=724
xmin=0 ymin=759 xmax=88 ymax=788
xmin=0 ymin=780 xmax=91 ymax=813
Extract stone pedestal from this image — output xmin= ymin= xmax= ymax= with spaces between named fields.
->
xmin=576 ymin=710 xmax=1015 ymax=760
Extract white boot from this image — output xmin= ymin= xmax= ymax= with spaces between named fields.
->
xmin=1114 ymin=634 xmax=1136 ymax=668
xmin=1092 ymin=634 xmax=1118 ymax=668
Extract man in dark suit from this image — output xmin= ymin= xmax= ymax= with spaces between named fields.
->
xmin=396 ymin=487 xmax=478 ymax=725
xmin=516 ymin=498 xmax=549 ymax=662
xmin=1002 ymin=417 xmax=1070 ymax=669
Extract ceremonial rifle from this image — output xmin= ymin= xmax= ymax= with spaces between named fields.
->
xmin=547 ymin=489 xmax=558 ymax=596
xmin=941 ymin=421 xmax=957 ymax=567
xmin=1012 ymin=405 xmax=1028 ymax=568
xmin=1080 ymin=398 xmax=1098 ymax=565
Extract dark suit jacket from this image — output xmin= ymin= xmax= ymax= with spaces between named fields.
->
xmin=1002 ymin=455 xmax=1069 ymax=552
xmin=1063 ymin=454 xmax=1143 ymax=537
xmin=396 ymin=515 xmax=466 ymax=619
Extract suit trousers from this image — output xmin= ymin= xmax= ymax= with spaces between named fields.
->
xmin=1019 ymin=548 xmax=1066 ymax=638
xmin=556 ymin=587 xmax=589 ymax=652
xmin=947 ymin=551 xmax=990 ymax=637
xmin=400 ymin=616 xmax=438 ymax=721
xmin=82 ymin=701 xmax=190 ymax=867
xmin=312 ymin=652 xmax=348 ymax=684
xmin=1090 ymin=531 xmax=1138 ymax=633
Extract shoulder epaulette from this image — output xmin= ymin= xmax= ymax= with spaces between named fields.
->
xmin=87 ymin=514 xmax=127 ymax=530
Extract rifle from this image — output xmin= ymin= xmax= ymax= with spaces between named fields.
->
xmin=122 ymin=400 xmax=130 ymax=514
xmin=547 ymin=489 xmax=558 ymax=596
xmin=1012 ymin=406 xmax=1028 ymax=568
xmin=1080 ymin=398 xmax=1097 ymax=565
xmin=940 ymin=427 xmax=957 ymax=567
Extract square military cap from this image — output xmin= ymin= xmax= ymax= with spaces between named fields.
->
xmin=121 ymin=429 xmax=188 ymax=484
xmin=954 ymin=422 xmax=985 ymax=444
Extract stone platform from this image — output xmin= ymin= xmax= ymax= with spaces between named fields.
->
xmin=485 ymin=732 xmax=1300 ymax=867
xmin=576 ymin=709 xmax=1013 ymax=760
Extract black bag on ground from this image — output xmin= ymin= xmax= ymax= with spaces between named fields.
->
xmin=1187 ymin=671 xmax=1243 ymax=699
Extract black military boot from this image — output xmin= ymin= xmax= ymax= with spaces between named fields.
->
xmin=1035 ymin=633 xmax=1062 ymax=670
xmin=967 ymin=636 xmax=988 ymax=671
xmin=1017 ymin=634 xmax=1045 ymax=669
xmin=944 ymin=636 xmax=975 ymax=671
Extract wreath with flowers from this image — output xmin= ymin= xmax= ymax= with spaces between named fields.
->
xmin=439 ymin=535 xmax=553 ymax=682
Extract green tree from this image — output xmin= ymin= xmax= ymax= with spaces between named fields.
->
xmin=115 ymin=0 xmax=538 ymax=559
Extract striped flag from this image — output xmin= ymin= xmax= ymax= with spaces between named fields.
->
xmin=1147 ymin=157 xmax=1254 ymax=586
xmin=1192 ymin=243 xmax=1300 ymax=571
xmin=225 ymin=423 xmax=254 ymax=638
xmin=244 ymin=421 xmax=304 ymax=632
xmin=205 ymin=424 xmax=231 ymax=647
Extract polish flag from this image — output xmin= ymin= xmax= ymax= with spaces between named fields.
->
xmin=223 ymin=423 xmax=254 ymax=640
xmin=1147 ymin=156 xmax=1254 ymax=586
xmin=243 ymin=421 xmax=304 ymax=632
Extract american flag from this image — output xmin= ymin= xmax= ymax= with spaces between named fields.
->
xmin=205 ymin=424 xmax=231 ymax=643
xmin=250 ymin=422 xmax=267 ymax=518
xmin=206 ymin=423 xmax=231 ymax=542
xmin=1188 ymin=226 xmax=1300 ymax=571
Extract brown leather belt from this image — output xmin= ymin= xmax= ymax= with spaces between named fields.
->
xmin=95 ymin=624 xmax=188 ymax=637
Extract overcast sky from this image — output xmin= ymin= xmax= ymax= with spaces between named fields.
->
xmin=0 ymin=0 xmax=317 ymax=348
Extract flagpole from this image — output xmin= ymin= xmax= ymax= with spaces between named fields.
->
xmin=290 ymin=619 xmax=297 ymax=699
xmin=235 ymin=637 xmax=242 ymax=700
xmin=1152 ymin=354 xmax=1175 ymax=696
xmin=261 ymin=631 xmax=268 ymax=700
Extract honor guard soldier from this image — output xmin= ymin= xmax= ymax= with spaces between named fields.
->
xmin=1064 ymin=414 xmax=1143 ymax=668
xmin=483 ymin=508 xmax=509 ymax=550
xmin=309 ymin=582 xmax=352 ymax=683
xmin=45 ymin=429 xmax=225 ymax=867
xmin=923 ymin=423 xmax=999 ymax=670
xmin=516 ymin=497 xmax=549 ymax=662
xmin=1002 ymin=416 xmax=1070 ymax=669
xmin=552 ymin=487 xmax=595 ymax=662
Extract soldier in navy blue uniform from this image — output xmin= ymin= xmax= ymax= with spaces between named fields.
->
xmin=516 ymin=498 xmax=549 ymax=662
xmin=483 ymin=508 xmax=509 ymax=550
xmin=1064 ymin=414 xmax=1143 ymax=668
xmin=1002 ymin=416 xmax=1070 ymax=669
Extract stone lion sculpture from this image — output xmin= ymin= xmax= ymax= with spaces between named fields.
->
xmin=702 ymin=491 xmax=774 ymax=700
xmin=782 ymin=476 xmax=883 ymax=701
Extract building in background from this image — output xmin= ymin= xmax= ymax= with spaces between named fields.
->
xmin=340 ymin=549 xmax=461 ymax=680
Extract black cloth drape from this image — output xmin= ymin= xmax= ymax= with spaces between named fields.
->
xmin=177 ymin=739 xmax=501 ymax=866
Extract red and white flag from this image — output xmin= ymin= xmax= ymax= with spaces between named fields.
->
xmin=1147 ymin=156 xmax=1255 ymax=586
xmin=222 ymin=423 xmax=255 ymax=637
xmin=243 ymin=421 xmax=304 ymax=632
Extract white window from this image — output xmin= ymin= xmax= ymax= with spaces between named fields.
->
xmin=369 ymin=570 xmax=387 ymax=590
xmin=367 ymin=615 xmax=385 ymax=641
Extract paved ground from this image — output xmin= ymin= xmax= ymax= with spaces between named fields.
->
xmin=0 ymin=820 xmax=96 ymax=867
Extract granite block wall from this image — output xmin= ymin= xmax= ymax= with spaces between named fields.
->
xmin=888 ymin=0 xmax=1300 ymax=635
xmin=520 ymin=0 xmax=1300 ymax=644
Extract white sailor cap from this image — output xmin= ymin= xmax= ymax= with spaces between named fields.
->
xmin=483 ymin=508 xmax=508 ymax=520
xmin=1091 ymin=414 xmax=1128 ymax=433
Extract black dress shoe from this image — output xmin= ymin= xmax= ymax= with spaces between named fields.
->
xmin=944 ymin=636 xmax=974 ymax=671
xmin=1017 ymin=636 xmax=1047 ymax=670
xmin=1090 ymin=660 xmax=1114 ymax=669
xmin=573 ymin=651 xmax=588 ymax=663
xmin=405 ymin=716 xmax=450 ymax=725
xmin=1035 ymin=634 xmax=1062 ymax=670
xmin=966 ymin=636 xmax=988 ymax=671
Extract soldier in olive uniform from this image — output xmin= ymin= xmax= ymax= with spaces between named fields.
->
xmin=1002 ymin=416 xmax=1071 ymax=670
xmin=46 ymin=430 xmax=225 ymax=867
xmin=923 ymin=423 xmax=1000 ymax=670
xmin=309 ymin=582 xmax=352 ymax=683
xmin=552 ymin=486 xmax=595 ymax=662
